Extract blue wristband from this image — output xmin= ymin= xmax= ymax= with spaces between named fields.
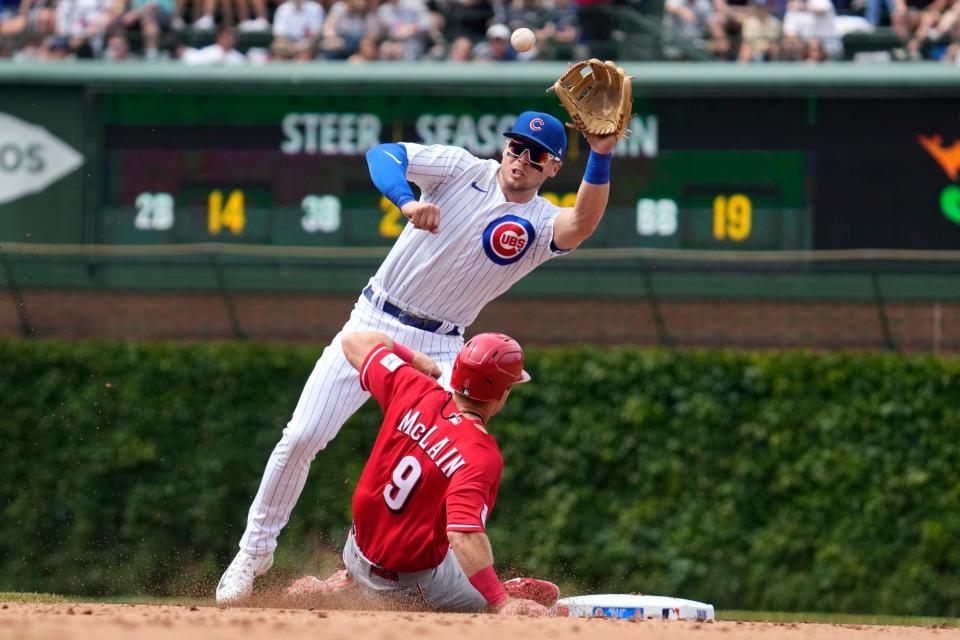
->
xmin=583 ymin=150 xmax=612 ymax=185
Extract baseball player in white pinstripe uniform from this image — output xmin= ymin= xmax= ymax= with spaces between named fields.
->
xmin=216 ymin=111 xmax=618 ymax=604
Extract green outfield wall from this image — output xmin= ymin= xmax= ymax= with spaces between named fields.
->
xmin=1 ymin=338 xmax=958 ymax=615
xmin=1 ymin=62 xmax=960 ymax=300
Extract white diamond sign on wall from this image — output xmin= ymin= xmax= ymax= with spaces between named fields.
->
xmin=0 ymin=112 xmax=84 ymax=206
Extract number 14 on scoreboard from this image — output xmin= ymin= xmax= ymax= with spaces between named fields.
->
xmin=208 ymin=189 xmax=246 ymax=236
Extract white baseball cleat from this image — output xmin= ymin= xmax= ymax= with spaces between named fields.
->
xmin=215 ymin=550 xmax=274 ymax=605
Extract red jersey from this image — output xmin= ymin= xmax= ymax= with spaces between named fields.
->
xmin=352 ymin=344 xmax=504 ymax=573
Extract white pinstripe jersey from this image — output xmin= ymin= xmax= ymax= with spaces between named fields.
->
xmin=369 ymin=143 xmax=569 ymax=327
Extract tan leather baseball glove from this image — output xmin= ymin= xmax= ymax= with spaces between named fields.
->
xmin=547 ymin=59 xmax=633 ymax=139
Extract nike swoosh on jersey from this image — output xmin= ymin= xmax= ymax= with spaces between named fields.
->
xmin=383 ymin=150 xmax=403 ymax=164
xmin=470 ymin=181 xmax=488 ymax=193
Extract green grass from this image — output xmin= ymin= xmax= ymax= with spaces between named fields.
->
xmin=0 ymin=592 xmax=71 ymax=604
xmin=86 ymin=595 xmax=213 ymax=606
xmin=0 ymin=592 xmax=211 ymax=606
xmin=721 ymin=610 xmax=958 ymax=628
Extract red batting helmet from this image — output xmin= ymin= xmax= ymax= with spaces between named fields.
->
xmin=450 ymin=333 xmax=531 ymax=401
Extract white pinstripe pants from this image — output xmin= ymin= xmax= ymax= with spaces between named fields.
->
xmin=239 ymin=293 xmax=465 ymax=556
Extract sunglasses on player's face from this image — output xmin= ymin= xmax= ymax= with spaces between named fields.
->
xmin=505 ymin=138 xmax=555 ymax=172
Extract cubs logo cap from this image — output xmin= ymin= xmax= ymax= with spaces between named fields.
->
xmin=502 ymin=111 xmax=567 ymax=159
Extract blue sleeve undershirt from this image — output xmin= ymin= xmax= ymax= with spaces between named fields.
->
xmin=366 ymin=143 xmax=417 ymax=209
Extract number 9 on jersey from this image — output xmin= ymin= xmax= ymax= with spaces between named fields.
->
xmin=383 ymin=455 xmax=422 ymax=512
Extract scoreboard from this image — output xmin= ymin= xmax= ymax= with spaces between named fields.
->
xmin=96 ymin=91 xmax=812 ymax=252
xmin=4 ymin=65 xmax=960 ymax=254
xmin=100 ymin=146 xmax=810 ymax=251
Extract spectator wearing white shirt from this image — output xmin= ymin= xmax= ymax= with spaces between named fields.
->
xmin=182 ymin=25 xmax=247 ymax=62
xmin=783 ymin=0 xmax=840 ymax=56
xmin=55 ymin=0 xmax=112 ymax=55
xmin=272 ymin=0 xmax=324 ymax=59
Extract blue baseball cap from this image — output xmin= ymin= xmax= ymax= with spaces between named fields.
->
xmin=502 ymin=111 xmax=567 ymax=159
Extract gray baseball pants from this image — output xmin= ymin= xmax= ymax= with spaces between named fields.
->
xmin=342 ymin=527 xmax=488 ymax=612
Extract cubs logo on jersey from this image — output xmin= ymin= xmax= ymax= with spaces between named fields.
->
xmin=482 ymin=215 xmax=536 ymax=265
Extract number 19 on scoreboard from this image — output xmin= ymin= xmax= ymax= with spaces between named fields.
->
xmin=712 ymin=194 xmax=752 ymax=242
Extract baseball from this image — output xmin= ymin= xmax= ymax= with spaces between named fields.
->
xmin=511 ymin=27 xmax=536 ymax=52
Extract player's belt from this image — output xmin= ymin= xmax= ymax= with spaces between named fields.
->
xmin=370 ymin=564 xmax=400 ymax=582
xmin=363 ymin=286 xmax=462 ymax=336
xmin=351 ymin=526 xmax=400 ymax=581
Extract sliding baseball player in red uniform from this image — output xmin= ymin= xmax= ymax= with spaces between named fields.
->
xmin=285 ymin=330 xmax=558 ymax=614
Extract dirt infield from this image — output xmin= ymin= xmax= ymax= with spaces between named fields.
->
xmin=0 ymin=602 xmax=955 ymax=640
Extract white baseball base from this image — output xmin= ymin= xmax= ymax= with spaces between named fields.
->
xmin=554 ymin=594 xmax=716 ymax=621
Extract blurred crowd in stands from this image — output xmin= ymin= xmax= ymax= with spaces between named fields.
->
xmin=665 ymin=0 xmax=960 ymax=61
xmin=0 ymin=0 xmax=583 ymax=62
xmin=0 ymin=0 xmax=957 ymax=63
